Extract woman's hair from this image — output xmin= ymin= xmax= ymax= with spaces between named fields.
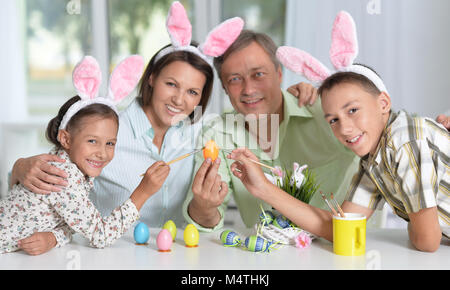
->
xmin=46 ymin=96 xmax=119 ymax=147
xmin=318 ymin=64 xmax=382 ymax=97
xmin=213 ymin=29 xmax=281 ymax=79
xmin=138 ymin=42 xmax=214 ymax=123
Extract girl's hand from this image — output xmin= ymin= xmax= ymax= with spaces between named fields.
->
xmin=132 ymin=161 xmax=170 ymax=211
xmin=227 ymin=148 xmax=271 ymax=198
xmin=11 ymin=154 xmax=68 ymax=194
xmin=140 ymin=161 xmax=171 ymax=195
xmin=18 ymin=232 xmax=57 ymax=256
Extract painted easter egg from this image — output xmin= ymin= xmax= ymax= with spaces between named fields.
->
xmin=203 ymin=140 xmax=219 ymax=162
xmin=273 ymin=215 xmax=291 ymax=229
xmin=163 ymin=220 xmax=177 ymax=241
xmin=134 ymin=222 xmax=150 ymax=245
xmin=220 ymin=230 xmax=241 ymax=247
xmin=184 ymin=224 xmax=199 ymax=247
xmin=156 ymin=229 xmax=173 ymax=252
xmin=258 ymin=210 xmax=275 ymax=226
xmin=244 ymin=235 xmax=273 ymax=252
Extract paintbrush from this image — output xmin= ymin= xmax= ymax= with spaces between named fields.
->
xmin=330 ymin=192 xmax=346 ymax=218
xmin=222 ymin=149 xmax=276 ymax=171
xmin=321 ymin=191 xmax=338 ymax=217
xmin=140 ymin=148 xmax=203 ymax=177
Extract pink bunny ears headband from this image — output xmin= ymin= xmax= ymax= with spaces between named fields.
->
xmin=59 ymin=55 xmax=145 ymax=132
xmin=276 ymin=11 xmax=388 ymax=94
xmin=154 ymin=1 xmax=244 ymax=67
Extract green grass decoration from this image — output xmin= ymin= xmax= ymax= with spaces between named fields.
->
xmin=275 ymin=167 xmax=320 ymax=204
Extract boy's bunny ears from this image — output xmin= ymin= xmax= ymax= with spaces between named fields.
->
xmin=276 ymin=11 xmax=388 ymax=94
xmin=154 ymin=1 xmax=244 ymax=66
xmin=59 ymin=55 xmax=144 ymax=131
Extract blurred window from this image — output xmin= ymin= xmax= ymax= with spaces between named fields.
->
xmin=222 ymin=0 xmax=286 ymax=45
xmin=25 ymin=0 xmax=93 ymax=115
xmin=23 ymin=0 xmax=285 ymax=116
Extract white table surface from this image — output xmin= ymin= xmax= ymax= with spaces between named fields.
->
xmin=1 ymin=228 xmax=449 ymax=270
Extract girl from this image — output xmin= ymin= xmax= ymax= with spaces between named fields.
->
xmin=9 ymin=2 xmax=243 ymax=254
xmin=1 ymin=55 xmax=171 ymax=255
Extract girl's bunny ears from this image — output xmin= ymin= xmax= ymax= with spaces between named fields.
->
xmin=154 ymin=1 xmax=244 ymax=66
xmin=276 ymin=11 xmax=388 ymax=94
xmin=59 ymin=55 xmax=144 ymax=131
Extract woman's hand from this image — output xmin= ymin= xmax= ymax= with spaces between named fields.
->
xmin=11 ymin=154 xmax=68 ymax=194
xmin=227 ymin=148 xmax=271 ymax=198
xmin=18 ymin=232 xmax=57 ymax=256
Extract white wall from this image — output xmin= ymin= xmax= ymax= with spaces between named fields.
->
xmin=283 ymin=0 xmax=450 ymax=118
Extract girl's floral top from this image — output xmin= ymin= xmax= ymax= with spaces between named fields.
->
xmin=0 ymin=147 xmax=140 ymax=254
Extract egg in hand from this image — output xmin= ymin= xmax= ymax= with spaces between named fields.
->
xmin=203 ymin=140 xmax=219 ymax=162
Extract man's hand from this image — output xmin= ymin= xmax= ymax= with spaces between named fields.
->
xmin=436 ymin=114 xmax=450 ymax=131
xmin=11 ymin=154 xmax=68 ymax=194
xmin=18 ymin=232 xmax=57 ymax=256
xmin=287 ymin=82 xmax=318 ymax=108
xmin=188 ymin=158 xmax=228 ymax=228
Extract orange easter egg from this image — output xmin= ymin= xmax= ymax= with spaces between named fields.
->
xmin=203 ymin=140 xmax=219 ymax=162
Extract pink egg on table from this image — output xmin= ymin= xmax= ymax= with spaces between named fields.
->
xmin=157 ymin=229 xmax=173 ymax=252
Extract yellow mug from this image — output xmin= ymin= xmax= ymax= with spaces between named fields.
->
xmin=333 ymin=213 xmax=366 ymax=256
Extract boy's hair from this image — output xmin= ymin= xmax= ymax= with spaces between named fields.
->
xmin=318 ymin=64 xmax=382 ymax=97
xmin=46 ymin=96 xmax=119 ymax=147
xmin=138 ymin=42 xmax=214 ymax=123
xmin=213 ymin=29 xmax=281 ymax=79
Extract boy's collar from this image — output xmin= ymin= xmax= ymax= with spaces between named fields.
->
xmin=365 ymin=110 xmax=398 ymax=166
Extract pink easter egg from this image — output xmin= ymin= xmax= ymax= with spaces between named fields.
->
xmin=157 ymin=229 xmax=173 ymax=252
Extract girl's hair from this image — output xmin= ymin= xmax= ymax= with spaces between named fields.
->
xmin=46 ymin=96 xmax=119 ymax=147
xmin=318 ymin=64 xmax=382 ymax=97
xmin=138 ymin=42 xmax=214 ymax=123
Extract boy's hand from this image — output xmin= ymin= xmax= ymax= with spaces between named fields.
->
xmin=18 ymin=232 xmax=57 ymax=256
xmin=12 ymin=154 xmax=68 ymax=194
xmin=140 ymin=161 xmax=171 ymax=196
xmin=227 ymin=148 xmax=271 ymax=197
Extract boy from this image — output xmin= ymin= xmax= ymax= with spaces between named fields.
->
xmin=227 ymin=68 xmax=449 ymax=252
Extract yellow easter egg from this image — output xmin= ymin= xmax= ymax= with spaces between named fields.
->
xmin=163 ymin=220 xmax=177 ymax=241
xmin=183 ymin=224 xmax=199 ymax=247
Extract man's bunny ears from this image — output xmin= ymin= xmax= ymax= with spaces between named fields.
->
xmin=59 ymin=55 xmax=144 ymax=131
xmin=276 ymin=11 xmax=388 ymax=94
xmin=154 ymin=1 xmax=244 ymax=66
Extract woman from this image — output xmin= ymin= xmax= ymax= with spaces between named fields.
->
xmin=9 ymin=2 xmax=243 ymax=255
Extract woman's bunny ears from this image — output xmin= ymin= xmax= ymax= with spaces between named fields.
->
xmin=154 ymin=1 xmax=244 ymax=66
xmin=277 ymin=11 xmax=388 ymax=94
xmin=59 ymin=55 xmax=144 ymax=131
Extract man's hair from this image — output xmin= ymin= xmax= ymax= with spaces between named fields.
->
xmin=318 ymin=64 xmax=382 ymax=97
xmin=213 ymin=29 xmax=281 ymax=79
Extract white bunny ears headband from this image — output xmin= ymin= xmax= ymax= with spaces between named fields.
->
xmin=154 ymin=1 xmax=244 ymax=67
xmin=58 ymin=55 xmax=145 ymax=132
xmin=277 ymin=11 xmax=388 ymax=94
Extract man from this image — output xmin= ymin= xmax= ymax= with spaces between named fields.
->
xmin=10 ymin=30 xmax=450 ymax=233
xmin=183 ymin=30 xmax=450 ymax=232
xmin=183 ymin=30 xmax=361 ymax=231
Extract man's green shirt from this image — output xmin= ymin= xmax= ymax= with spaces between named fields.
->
xmin=182 ymin=92 xmax=360 ymax=231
